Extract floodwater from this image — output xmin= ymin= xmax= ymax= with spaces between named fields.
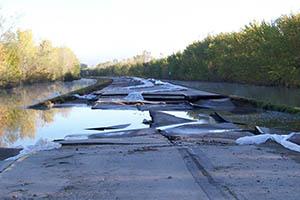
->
xmin=186 ymin=109 xmax=300 ymax=132
xmin=170 ymin=80 xmax=300 ymax=107
xmin=0 ymin=79 xmax=137 ymax=148
xmin=167 ymin=80 xmax=300 ymax=132
xmin=0 ymin=79 xmax=97 ymax=147
xmin=1 ymin=107 xmax=150 ymax=148
xmin=164 ymin=109 xmax=300 ymax=133
xmin=1 ymin=77 xmax=300 ymax=148
xmin=0 ymin=79 xmax=96 ymax=106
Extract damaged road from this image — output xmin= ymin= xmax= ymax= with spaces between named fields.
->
xmin=0 ymin=76 xmax=300 ymax=199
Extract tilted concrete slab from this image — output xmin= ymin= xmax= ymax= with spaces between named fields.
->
xmin=149 ymin=110 xmax=194 ymax=127
xmin=60 ymin=132 xmax=169 ymax=145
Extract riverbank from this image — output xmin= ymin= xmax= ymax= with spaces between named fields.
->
xmin=0 ymin=77 xmax=299 ymax=199
xmin=0 ymin=76 xmax=81 ymax=90
xmin=169 ymin=80 xmax=300 ymax=114
xmin=0 ymin=78 xmax=100 ymax=151
xmin=28 ymin=78 xmax=112 ymax=109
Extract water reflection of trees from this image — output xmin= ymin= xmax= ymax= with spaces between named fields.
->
xmin=0 ymin=80 xmax=92 ymax=147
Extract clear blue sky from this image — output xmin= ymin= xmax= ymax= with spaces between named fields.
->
xmin=1 ymin=0 xmax=300 ymax=65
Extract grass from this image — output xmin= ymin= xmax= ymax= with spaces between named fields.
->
xmin=230 ymin=95 xmax=300 ymax=114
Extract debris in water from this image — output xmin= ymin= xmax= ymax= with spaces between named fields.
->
xmin=137 ymin=103 xmax=193 ymax=111
xmin=126 ymin=77 xmax=187 ymax=92
xmin=73 ymin=94 xmax=98 ymax=100
xmin=92 ymin=103 xmax=138 ymax=110
xmin=149 ymin=110 xmax=194 ymax=127
xmin=158 ymin=122 xmax=252 ymax=140
xmin=124 ymin=92 xmax=144 ymax=101
xmin=86 ymin=123 xmax=131 ymax=131
xmin=210 ymin=112 xmax=230 ymax=123
xmin=157 ymin=121 xmax=207 ymax=131
xmin=210 ymin=112 xmax=246 ymax=125
xmin=253 ymin=126 xmax=271 ymax=135
xmin=126 ymin=77 xmax=154 ymax=89
xmin=92 ymin=98 xmax=165 ymax=110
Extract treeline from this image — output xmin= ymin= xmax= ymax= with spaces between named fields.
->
xmin=0 ymin=26 xmax=80 ymax=88
xmin=85 ymin=13 xmax=300 ymax=87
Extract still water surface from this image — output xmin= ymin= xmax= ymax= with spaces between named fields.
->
xmin=2 ymin=79 xmax=300 ymax=148
xmin=171 ymin=80 xmax=300 ymax=107
xmin=0 ymin=79 xmax=97 ymax=147
xmin=0 ymin=79 xmax=149 ymax=148
xmin=0 ymin=79 xmax=95 ymax=147
xmin=0 ymin=79 xmax=151 ymax=148
xmin=2 ymin=107 xmax=150 ymax=148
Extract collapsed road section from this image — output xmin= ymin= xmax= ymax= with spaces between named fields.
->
xmin=0 ymin=76 xmax=300 ymax=199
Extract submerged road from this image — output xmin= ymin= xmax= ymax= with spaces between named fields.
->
xmin=0 ymin=77 xmax=299 ymax=199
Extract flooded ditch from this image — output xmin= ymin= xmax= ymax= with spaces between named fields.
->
xmin=3 ymin=107 xmax=151 ymax=148
xmin=0 ymin=79 xmax=96 ymax=148
xmin=170 ymin=80 xmax=300 ymax=107
xmin=1 ymin=76 xmax=300 ymax=160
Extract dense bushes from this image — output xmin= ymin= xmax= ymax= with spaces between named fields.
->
xmin=0 ymin=28 xmax=80 ymax=88
xmin=86 ymin=13 xmax=300 ymax=87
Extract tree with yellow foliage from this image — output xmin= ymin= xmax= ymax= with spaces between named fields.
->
xmin=0 ymin=15 xmax=80 ymax=88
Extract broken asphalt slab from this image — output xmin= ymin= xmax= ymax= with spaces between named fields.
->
xmin=95 ymin=77 xmax=225 ymax=101
xmin=1 ymin=76 xmax=300 ymax=199
xmin=149 ymin=110 xmax=194 ymax=127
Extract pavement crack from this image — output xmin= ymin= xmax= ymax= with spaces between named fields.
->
xmin=52 ymin=155 xmax=74 ymax=160
xmin=178 ymin=147 xmax=238 ymax=200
